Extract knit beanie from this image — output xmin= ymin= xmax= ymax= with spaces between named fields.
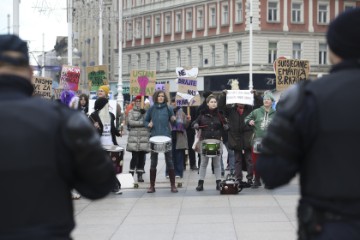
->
xmin=263 ymin=91 xmax=275 ymax=102
xmin=327 ymin=8 xmax=360 ymax=59
xmin=94 ymin=97 xmax=109 ymax=111
xmin=99 ymin=85 xmax=110 ymax=97
xmin=60 ymin=90 xmax=75 ymax=106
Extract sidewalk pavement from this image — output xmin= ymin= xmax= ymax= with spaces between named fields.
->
xmin=72 ymin=133 xmax=300 ymax=240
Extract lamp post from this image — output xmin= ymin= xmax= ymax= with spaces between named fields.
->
xmin=116 ymin=0 xmax=124 ymax=109
xmin=249 ymin=0 xmax=253 ymax=90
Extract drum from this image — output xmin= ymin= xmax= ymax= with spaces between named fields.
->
xmin=103 ymin=145 xmax=124 ymax=174
xmin=201 ymin=139 xmax=222 ymax=157
xmin=149 ymin=136 xmax=172 ymax=153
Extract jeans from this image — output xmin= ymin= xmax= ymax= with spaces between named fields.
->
xmin=129 ymin=151 xmax=146 ymax=172
xmin=150 ymin=151 xmax=174 ymax=170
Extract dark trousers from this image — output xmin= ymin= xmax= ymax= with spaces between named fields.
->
xmin=306 ymin=221 xmax=360 ymax=240
xmin=150 ymin=151 xmax=174 ymax=169
xmin=186 ymin=129 xmax=196 ymax=167
xmin=129 ymin=151 xmax=146 ymax=172
xmin=234 ymin=149 xmax=253 ymax=181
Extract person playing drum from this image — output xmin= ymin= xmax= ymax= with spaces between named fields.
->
xmin=144 ymin=90 xmax=178 ymax=193
xmin=192 ymin=94 xmax=229 ymax=191
xmin=89 ymin=97 xmax=123 ymax=194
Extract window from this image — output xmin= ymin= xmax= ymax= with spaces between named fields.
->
xmin=136 ymin=0 xmax=142 ymax=6
xmin=291 ymin=1 xmax=303 ymax=23
xmin=137 ymin=54 xmax=141 ymax=69
xmin=166 ymin=50 xmax=170 ymax=70
xmin=127 ymin=55 xmax=131 ymax=72
xmin=145 ymin=17 xmax=151 ymax=37
xmin=156 ymin=51 xmax=160 ymax=71
xmin=126 ymin=22 xmax=133 ymax=40
xmin=222 ymin=4 xmax=229 ymax=25
xmin=209 ymin=7 xmax=216 ymax=27
xmin=319 ymin=43 xmax=327 ymax=65
xmin=237 ymin=42 xmax=242 ymax=64
xmin=197 ymin=8 xmax=204 ymax=29
xmin=155 ymin=16 xmax=160 ymax=36
xmin=292 ymin=42 xmax=301 ymax=59
xmin=344 ymin=2 xmax=356 ymax=11
xmin=187 ymin=47 xmax=192 ymax=66
xmin=176 ymin=12 xmax=182 ymax=33
xmin=318 ymin=3 xmax=329 ymax=24
xmin=211 ymin=45 xmax=215 ymax=66
xmin=135 ymin=19 xmax=142 ymax=39
xmin=177 ymin=49 xmax=181 ymax=66
xmin=223 ymin=44 xmax=228 ymax=65
xmin=126 ymin=0 xmax=132 ymax=8
xmin=268 ymin=42 xmax=277 ymax=63
xmin=235 ymin=1 xmax=243 ymax=23
xmin=146 ymin=52 xmax=150 ymax=69
xmin=199 ymin=46 xmax=203 ymax=67
xmin=186 ymin=10 xmax=193 ymax=31
xmin=268 ymin=1 xmax=279 ymax=22
xmin=165 ymin=14 xmax=171 ymax=34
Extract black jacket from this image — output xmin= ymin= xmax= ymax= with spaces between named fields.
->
xmin=192 ymin=107 xmax=227 ymax=141
xmin=257 ymin=59 xmax=360 ymax=216
xmin=0 ymin=75 xmax=116 ymax=240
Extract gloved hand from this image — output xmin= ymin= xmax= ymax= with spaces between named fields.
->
xmin=193 ymin=123 xmax=199 ymax=130
xmin=140 ymin=109 xmax=146 ymax=114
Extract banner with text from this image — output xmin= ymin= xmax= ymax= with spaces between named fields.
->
xmin=32 ymin=76 xmax=52 ymax=99
xmin=275 ymin=59 xmax=310 ymax=91
xmin=59 ymin=65 xmax=81 ymax=91
xmin=86 ymin=65 xmax=109 ymax=91
xmin=226 ymin=90 xmax=254 ymax=105
xmin=130 ymin=70 xmax=156 ymax=96
xmin=156 ymin=80 xmax=170 ymax=101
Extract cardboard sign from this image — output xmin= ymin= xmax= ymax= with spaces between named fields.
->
xmin=130 ymin=70 xmax=156 ymax=96
xmin=275 ymin=59 xmax=310 ymax=91
xmin=176 ymin=77 xmax=200 ymax=107
xmin=86 ymin=65 xmax=109 ymax=91
xmin=59 ymin=65 xmax=81 ymax=91
xmin=176 ymin=67 xmax=199 ymax=79
xmin=32 ymin=76 xmax=52 ymax=99
xmin=226 ymin=90 xmax=254 ymax=105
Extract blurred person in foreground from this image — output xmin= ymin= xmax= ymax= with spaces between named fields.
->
xmin=0 ymin=34 xmax=116 ymax=240
xmin=257 ymin=9 xmax=360 ymax=240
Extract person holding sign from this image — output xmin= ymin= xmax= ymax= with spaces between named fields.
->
xmin=0 ymin=34 xmax=116 ymax=240
xmin=192 ymin=95 xmax=229 ymax=191
xmin=244 ymin=92 xmax=276 ymax=188
xmin=257 ymin=9 xmax=360 ymax=240
xmin=126 ymin=95 xmax=149 ymax=182
xmin=144 ymin=90 xmax=178 ymax=193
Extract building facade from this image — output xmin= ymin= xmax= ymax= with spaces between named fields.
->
xmin=72 ymin=0 xmax=360 ymax=100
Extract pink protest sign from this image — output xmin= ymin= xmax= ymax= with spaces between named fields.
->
xmin=59 ymin=65 xmax=81 ymax=91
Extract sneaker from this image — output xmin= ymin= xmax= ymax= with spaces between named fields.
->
xmin=190 ymin=166 xmax=199 ymax=171
xmin=113 ymin=189 xmax=123 ymax=195
xmin=166 ymin=175 xmax=169 ymax=179
xmin=175 ymin=175 xmax=181 ymax=179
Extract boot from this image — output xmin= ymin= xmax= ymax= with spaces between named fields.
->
xmin=196 ymin=180 xmax=204 ymax=191
xmin=137 ymin=172 xmax=144 ymax=182
xmin=168 ymin=169 xmax=178 ymax=193
xmin=129 ymin=170 xmax=134 ymax=176
xmin=147 ymin=169 xmax=156 ymax=193
xmin=216 ymin=180 xmax=221 ymax=190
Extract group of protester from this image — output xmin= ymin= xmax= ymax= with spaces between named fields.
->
xmin=2 ymin=8 xmax=360 ymax=240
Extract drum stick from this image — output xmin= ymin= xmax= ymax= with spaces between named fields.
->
xmin=141 ymin=95 xmax=145 ymax=109
xmin=187 ymin=106 xmax=190 ymax=117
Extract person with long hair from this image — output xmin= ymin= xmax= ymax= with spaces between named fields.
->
xmin=144 ymin=90 xmax=177 ymax=193
xmin=192 ymin=94 xmax=229 ymax=191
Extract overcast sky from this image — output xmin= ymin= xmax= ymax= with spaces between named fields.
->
xmin=0 ymin=0 xmax=68 ymax=55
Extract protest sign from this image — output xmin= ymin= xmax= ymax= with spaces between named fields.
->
xmin=226 ymin=90 xmax=254 ymax=105
xmin=59 ymin=65 xmax=81 ymax=91
xmin=176 ymin=67 xmax=199 ymax=79
xmin=155 ymin=80 xmax=170 ymax=101
xmin=130 ymin=70 xmax=156 ymax=96
xmin=32 ymin=76 xmax=52 ymax=99
xmin=275 ymin=59 xmax=310 ymax=91
xmin=87 ymin=65 xmax=109 ymax=91
xmin=176 ymin=75 xmax=201 ymax=106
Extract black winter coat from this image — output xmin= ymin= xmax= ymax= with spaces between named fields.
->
xmin=226 ymin=106 xmax=253 ymax=150
xmin=192 ymin=107 xmax=227 ymax=140
xmin=0 ymin=75 xmax=115 ymax=240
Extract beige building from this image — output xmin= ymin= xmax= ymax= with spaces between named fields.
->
xmin=71 ymin=0 xmax=359 ymax=101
